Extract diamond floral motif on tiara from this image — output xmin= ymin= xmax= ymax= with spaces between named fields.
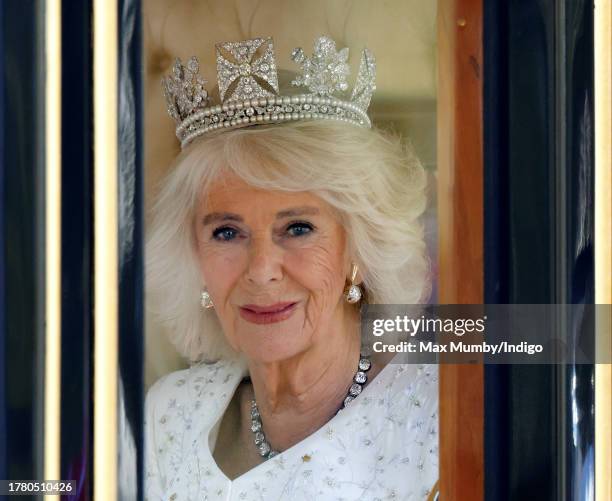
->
xmin=215 ymin=37 xmax=279 ymax=102
xmin=290 ymin=36 xmax=350 ymax=96
xmin=161 ymin=56 xmax=209 ymax=122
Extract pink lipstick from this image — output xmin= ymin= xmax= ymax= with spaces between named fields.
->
xmin=239 ymin=302 xmax=297 ymax=325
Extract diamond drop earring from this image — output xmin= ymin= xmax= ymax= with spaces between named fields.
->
xmin=345 ymin=264 xmax=362 ymax=304
xmin=200 ymin=289 xmax=214 ymax=309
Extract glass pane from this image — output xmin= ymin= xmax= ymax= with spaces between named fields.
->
xmin=142 ymin=2 xmax=440 ymax=499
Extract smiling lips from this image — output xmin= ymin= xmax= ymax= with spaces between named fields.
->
xmin=239 ymin=302 xmax=298 ymax=325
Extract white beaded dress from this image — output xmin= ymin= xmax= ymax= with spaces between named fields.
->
xmin=145 ymin=358 xmax=439 ymax=501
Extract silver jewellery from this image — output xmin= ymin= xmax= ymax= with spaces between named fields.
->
xmin=249 ymin=353 xmax=372 ymax=460
xmin=200 ymin=289 xmax=214 ymax=309
xmin=345 ymin=263 xmax=363 ymax=304
xmin=162 ymin=36 xmax=376 ymax=148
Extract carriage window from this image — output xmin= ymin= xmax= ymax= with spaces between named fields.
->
xmin=1 ymin=2 xmax=608 ymax=500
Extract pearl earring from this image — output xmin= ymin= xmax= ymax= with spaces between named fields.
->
xmin=345 ymin=264 xmax=362 ymax=304
xmin=200 ymin=289 xmax=214 ymax=309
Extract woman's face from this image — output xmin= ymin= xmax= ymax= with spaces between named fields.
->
xmin=194 ymin=172 xmax=352 ymax=363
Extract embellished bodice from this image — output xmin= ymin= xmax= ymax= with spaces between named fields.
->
xmin=145 ymin=359 xmax=438 ymax=500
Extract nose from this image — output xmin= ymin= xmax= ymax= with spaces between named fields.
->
xmin=244 ymin=233 xmax=283 ymax=286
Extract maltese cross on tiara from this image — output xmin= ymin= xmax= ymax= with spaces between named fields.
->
xmin=162 ymin=35 xmax=376 ymax=148
xmin=216 ymin=37 xmax=279 ymax=102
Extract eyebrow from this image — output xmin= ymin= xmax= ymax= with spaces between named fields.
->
xmin=201 ymin=212 xmax=243 ymax=226
xmin=276 ymin=206 xmax=320 ymax=219
xmin=201 ymin=206 xmax=320 ymax=226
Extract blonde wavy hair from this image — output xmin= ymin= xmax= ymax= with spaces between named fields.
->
xmin=146 ymin=120 xmax=430 ymax=362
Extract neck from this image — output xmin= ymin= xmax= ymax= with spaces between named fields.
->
xmin=246 ymin=308 xmax=361 ymax=452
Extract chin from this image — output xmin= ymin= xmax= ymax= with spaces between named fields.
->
xmin=244 ymin=342 xmax=308 ymax=364
xmin=236 ymin=319 xmax=311 ymax=364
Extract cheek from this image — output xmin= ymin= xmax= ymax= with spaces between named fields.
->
xmin=196 ymin=244 xmax=246 ymax=351
xmin=286 ymin=237 xmax=347 ymax=318
xmin=197 ymin=243 xmax=245 ymax=300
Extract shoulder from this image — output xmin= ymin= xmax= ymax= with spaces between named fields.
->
xmin=382 ymin=363 xmax=438 ymax=407
xmin=391 ymin=363 xmax=439 ymax=429
xmin=381 ymin=364 xmax=439 ymax=496
xmin=367 ymin=362 xmax=439 ymax=449
xmin=391 ymin=364 xmax=438 ymax=431
xmin=355 ymin=362 xmax=438 ymax=431
xmin=326 ymin=364 xmax=438 ymax=498
xmin=145 ymin=358 xmax=245 ymax=418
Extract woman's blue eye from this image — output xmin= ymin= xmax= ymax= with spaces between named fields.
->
xmin=212 ymin=227 xmax=238 ymax=241
xmin=286 ymin=222 xmax=314 ymax=237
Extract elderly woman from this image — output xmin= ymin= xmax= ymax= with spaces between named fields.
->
xmin=145 ymin=37 xmax=438 ymax=500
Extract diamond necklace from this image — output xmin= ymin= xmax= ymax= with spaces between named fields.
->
xmin=249 ymin=354 xmax=372 ymax=460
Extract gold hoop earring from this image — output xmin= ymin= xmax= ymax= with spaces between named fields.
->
xmin=200 ymin=288 xmax=214 ymax=309
xmin=345 ymin=264 xmax=362 ymax=304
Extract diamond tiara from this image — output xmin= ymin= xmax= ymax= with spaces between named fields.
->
xmin=162 ymin=36 xmax=376 ymax=148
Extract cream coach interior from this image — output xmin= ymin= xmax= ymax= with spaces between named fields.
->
xmin=143 ymin=0 xmax=438 ymax=386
